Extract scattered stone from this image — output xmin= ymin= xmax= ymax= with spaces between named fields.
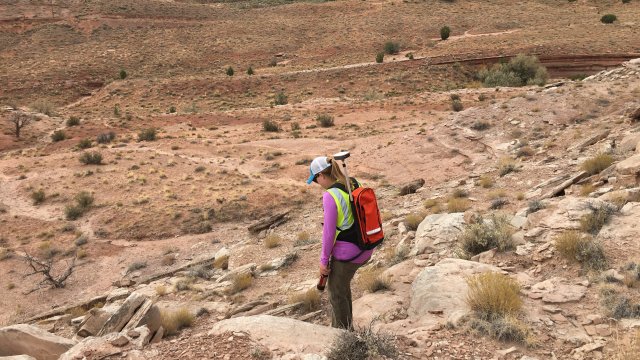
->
xmin=602 ymin=269 xmax=624 ymax=282
xmin=529 ymin=278 xmax=587 ymax=304
xmin=399 ymin=179 xmax=425 ymax=195
xmin=110 ymin=335 xmax=129 ymax=347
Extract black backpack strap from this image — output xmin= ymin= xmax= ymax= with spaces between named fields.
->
xmin=329 ymin=178 xmax=359 ymax=193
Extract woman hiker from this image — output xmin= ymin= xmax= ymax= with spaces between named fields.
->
xmin=306 ymin=155 xmax=374 ymax=330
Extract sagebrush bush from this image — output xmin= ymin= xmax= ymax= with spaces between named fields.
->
xmin=327 ymin=324 xmax=397 ymax=360
xmin=274 ymin=91 xmax=288 ymax=105
xmin=161 ymin=307 xmax=194 ymax=336
xmin=478 ymin=54 xmax=548 ymax=87
xmin=466 ymin=272 xmax=522 ymax=319
xmin=375 ymin=52 xmax=384 ymax=63
xmin=316 ymin=113 xmax=335 ymax=127
xmin=65 ymin=191 xmax=94 ymax=220
xmin=31 ymin=99 xmax=55 ymax=116
xmin=289 ymin=288 xmax=321 ymax=312
xmin=600 ymin=286 xmax=640 ymax=319
xmin=447 ymin=197 xmax=470 ymax=213
xmin=497 ymin=157 xmax=517 ymax=177
xmin=262 ymin=120 xmax=279 ymax=132
xmin=579 ymin=203 xmax=614 ymax=235
xmin=581 ymin=153 xmax=614 ymax=175
xmin=247 ymin=66 xmax=254 ymax=75
xmin=51 ymin=130 xmax=66 ymax=142
xmin=356 ymin=266 xmax=391 ymax=293
xmin=478 ymin=175 xmax=493 ymax=188
xmin=96 ymin=132 xmax=116 ymax=144
xmin=527 ymin=200 xmax=545 ymax=213
xmin=79 ymin=151 xmax=102 ymax=165
xmin=468 ymin=314 xmax=531 ymax=345
xmin=77 ymin=138 xmax=92 ymax=149
xmin=119 ymin=69 xmax=127 ymax=79
xmin=128 ymin=261 xmax=147 ymax=273
xmin=226 ymin=66 xmax=234 ymax=76
xmin=65 ymin=205 xmax=84 ymax=220
xmin=404 ymin=212 xmax=425 ymax=231
xmin=31 ymin=189 xmax=45 ymax=205
xmin=138 ymin=128 xmax=157 ymax=141
xmin=458 ymin=215 xmax=514 ymax=256
xmin=452 ymin=99 xmax=464 ymax=112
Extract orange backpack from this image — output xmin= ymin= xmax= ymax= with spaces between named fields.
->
xmin=331 ymin=180 xmax=384 ymax=251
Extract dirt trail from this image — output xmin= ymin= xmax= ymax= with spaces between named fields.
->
xmin=0 ymin=173 xmax=58 ymax=222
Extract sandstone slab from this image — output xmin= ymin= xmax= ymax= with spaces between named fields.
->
xmin=616 ymin=154 xmax=640 ymax=175
xmin=209 ymin=315 xmax=343 ymax=355
xmin=412 ymin=213 xmax=465 ymax=255
xmin=0 ymin=324 xmax=76 ymax=360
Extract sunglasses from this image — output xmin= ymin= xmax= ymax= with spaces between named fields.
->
xmin=312 ymin=173 xmax=320 ymax=183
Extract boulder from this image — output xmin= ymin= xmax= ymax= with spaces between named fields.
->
xmin=352 ymin=292 xmax=405 ymax=327
xmin=209 ymin=315 xmax=343 ymax=355
xmin=411 ymin=213 xmax=465 ymax=255
xmin=408 ymin=258 xmax=502 ymax=326
xmin=536 ymin=197 xmax=612 ymax=230
xmin=122 ymin=300 xmax=162 ymax=335
xmin=619 ymin=133 xmax=640 ymax=152
xmin=77 ymin=308 xmax=112 ymax=337
xmin=97 ymin=292 xmax=146 ymax=336
xmin=0 ymin=324 xmax=76 ymax=360
xmin=616 ymin=154 xmax=640 ymax=175
xmin=398 ymin=179 xmax=425 ymax=195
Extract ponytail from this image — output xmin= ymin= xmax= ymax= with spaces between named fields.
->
xmin=322 ymin=156 xmax=349 ymax=188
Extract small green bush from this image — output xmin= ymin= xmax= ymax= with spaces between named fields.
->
xmin=452 ymin=99 xmax=464 ymax=112
xmin=478 ymin=54 xmax=548 ymax=87
xmin=274 ymin=91 xmax=288 ymax=105
xmin=65 ymin=205 xmax=84 ymax=220
xmin=383 ymin=41 xmax=400 ymax=55
xmin=79 ymin=151 xmax=103 ymax=165
xmin=316 ymin=114 xmax=335 ymax=128
xmin=579 ymin=203 xmax=614 ymax=235
xmin=601 ymin=14 xmax=617 ymax=24
xmin=51 ymin=130 xmax=66 ymax=142
xmin=376 ymin=52 xmax=384 ymax=63
xmin=75 ymin=191 xmax=94 ymax=208
xmin=440 ymin=26 xmax=451 ymax=40
xmin=169 ymin=106 xmax=176 ymax=113
xmin=226 ymin=66 xmax=234 ymax=76
xmin=247 ymin=66 xmax=254 ymax=75
xmin=555 ymin=230 xmax=607 ymax=270
xmin=66 ymin=116 xmax=80 ymax=126
xmin=119 ymin=69 xmax=127 ymax=79
xmin=138 ymin=128 xmax=157 ymax=141
xmin=262 ymin=120 xmax=279 ymax=132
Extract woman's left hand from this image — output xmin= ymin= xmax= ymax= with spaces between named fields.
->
xmin=320 ymin=264 xmax=330 ymax=276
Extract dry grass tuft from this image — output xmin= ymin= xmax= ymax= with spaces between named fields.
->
xmin=161 ymin=307 xmax=194 ymax=336
xmin=264 ymin=234 xmax=282 ymax=248
xmin=478 ymin=175 xmax=494 ymax=188
xmin=497 ymin=157 xmax=517 ymax=177
xmin=614 ymin=330 xmax=640 ymax=360
xmin=447 ymin=197 xmax=470 ymax=213
xmin=356 ymin=266 xmax=392 ymax=293
xmin=580 ymin=184 xmax=596 ymax=197
xmin=581 ymin=153 xmax=614 ymax=175
xmin=404 ymin=212 xmax=425 ymax=231
xmin=327 ymin=323 xmax=397 ymax=360
xmin=213 ymin=255 xmax=229 ymax=270
xmin=229 ymin=273 xmax=253 ymax=294
xmin=466 ymin=272 xmax=522 ymax=319
xmin=579 ymin=203 xmax=614 ymax=235
xmin=555 ymin=230 xmax=607 ymax=271
xmin=156 ymin=285 xmax=168 ymax=296
xmin=289 ymin=288 xmax=321 ymax=312
xmin=161 ymin=254 xmax=176 ymax=266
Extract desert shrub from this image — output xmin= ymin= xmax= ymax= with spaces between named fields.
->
xmin=289 ymin=288 xmax=321 ymax=312
xmin=229 ymin=272 xmax=252 ymax=294
xmin=466 ymin=272 xmax=522 ymax=319
xmin=440 ymin=26 xmax=451 ymax=40
xmin=31 ymin=189 xmax=45 ymax=205
xmin=467 ymin=314 xmax=530 ymax=344
xmin=66 ymin=116 xmax=80 ymax=126
xmin=0 ymin=247 xmax=12 ymax=261
xmin=31 ymin=99 xmax=56 ymax=116
xmin=581 ymin=153 xmax=614 ymax=175
xmin=452 ymin=99 xmax=464 ymax=112
xmin=51 ymin=130 xmax=66 ymax=142
xmin=490 ymin=198 xmax=509 ymax=210
xmin=478 ymin=54 xmax=548 ymax=87
xmin=601 ymin=14 xmax=617 ymax=24
xmin=75 ymin=191 xmax=94 ymax=208
xmin=65 ymin=191 xmax=94 ymax=220
xmin=156 ymin=285 xmax=168 ymax=296
xmin=447 ymin=197 xmax=470 ymax=213
xmin=383 ymin=41 xmax=400 ymax=55
xmin=327 ymin=324 xmax=397 ymax=360
xmin=555 ymin=230 xmax=607 ymax=270
xmin=424 ymin=198 xmax=439 ymax=209
xmin=161 ymin=254 xmax=176 ymax=266
xmin=579 ymin=203 xmax=614 ymax=235
xmin=77 ymin=138 xmax=92 ymax=149
xmin=138 ymin=128 xmax=157 ymax=141
xmin=470 ymin=121 xmax=490 ymax=131
xmin=79 ymin=151 xmax=102 ymax=165
xmin=65 ymin=205 xmax=84 ymax=220
xmin=516 ymin=146 xmax=534 ymax=158
xmin=274 ymin=91 xmax=288 ymax=105
xmin=169 ymin=106 xmax=177 ymax=113
xmin=226 ymin=66 xmax=234 ymax=76
xmin=452 ymin=188 xmax=468 ymax=198
xmin=356 ymin=266 xmax=391 ymax=293
xmin=264 ymin=234 xmax=281 ymax=248
xmin=96 ymin=132 xmax=116 ymax=144
xmin=161 ymin=307 xmax=194 ymax=336
xmin=497 ymin=157 xmax=517 ymax=177
xmin=194 ymin=165 xmax=206 ymax=173
xmin=375 ymin=52 xmax=384 ymax=63
xmin=458 ymin=214 xmax=514 ymax=256
xmin=404 ymin=212 xmax=425 ymax=231
xmin=478 ymin=175 xmax=493 ymax=188
xmin=74 ymin=234 xmax=88 ymax=246
xmin=527 ymin=200 xmax=545 ymax=213
xmin=262 ymin=120 xmax=283 ymax=134
xmin=247 ymin=66 xmax=254 ymax=75
xmin=316 ymin=114 xmax=335 ymax=128
xmin=119 ymin=69 xmax=127 ymax=79
xmin=128 ymin=261 xmax=147 ymax=273
xmin=601 ymin=287 xmax=640 ymax=319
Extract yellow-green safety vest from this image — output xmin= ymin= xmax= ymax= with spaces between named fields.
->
xmin=326 ymin=185 xmax=355 ymax=243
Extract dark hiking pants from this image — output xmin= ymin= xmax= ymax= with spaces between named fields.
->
xmin=328 ymin=260 xmax=362 ymax=330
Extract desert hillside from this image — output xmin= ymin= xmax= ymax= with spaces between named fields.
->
xmin=1 ymin=1 xmax=640 ymax=359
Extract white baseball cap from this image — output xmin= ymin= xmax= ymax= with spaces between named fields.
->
xmin=306 ymin=156 xmax=331 ymax=184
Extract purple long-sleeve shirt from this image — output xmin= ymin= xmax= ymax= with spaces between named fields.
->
xmin=320 ymin=192 xmax=373 ymax=266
